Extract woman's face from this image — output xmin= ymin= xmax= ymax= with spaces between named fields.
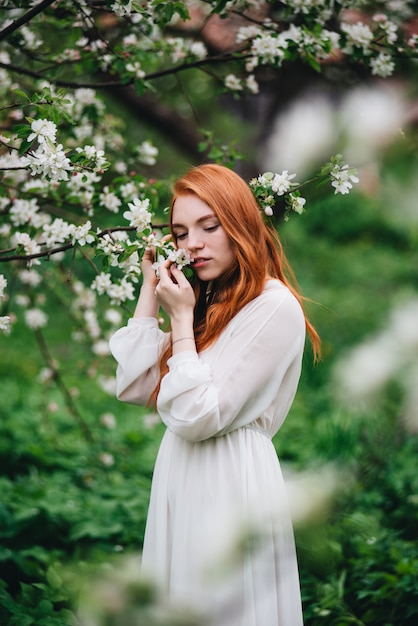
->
xmin=171 ymin=194 xmax=236 ymax=282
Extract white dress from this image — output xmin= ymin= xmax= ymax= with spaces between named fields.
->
xmin=109 ymin=280 xmax=305 ymax=625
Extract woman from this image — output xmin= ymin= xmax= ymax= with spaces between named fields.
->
xmin=109 ymin=163 xmax=320 ymax=625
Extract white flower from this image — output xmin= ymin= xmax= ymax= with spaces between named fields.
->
xmin=21 ymin=142 xmax=72 ymax=182
xmin=370 ymin=53 xmax=395 ymax=77
xmin=244 ymin=75 xmax=259 ymax=94
xmin=225 ymin=74 xmax=243 ymax=91
xmin=97 ymin=375 xmax=116 ymax=395
xmin=136 ymin=140 xmax=158 ymax=166
xmin=0 ymin=316 xmax=11 ymax=334
xmin=111 ymin=0 xmax=133 ymax=16
xmin=99 ymin=452 xmax=115 ymax=467
xmin=0 ymin=224 xmax=11 ymax=238
xmin=104 ymin=308 xmax=122 ymax=326
xmin=38 ymin=367 xmax=54 ymax=383
xmin=92 ymin=340 xmax=110 ymax=356
xmin=15 ymin=295 xmax=30 ymax=307
xmin=271 ymin=171 xmax=297 ymax=195
xmin=236 ymin=25 xmax=262 ymax=43
xmin=42 ymin=218 xmax=72 ymax=245
xmin=91 ymin=272 xmax=112 ymax=295
xmin=76 ymin=144 xmax=107 ymax=170
xmin=341 ymin=22 xmax=374 ymax=53
xmin=19 ymin=269 xmax=42 ymax=286
xmin=14 ymin=232 xmax=41 ymax=263
xmin=100 ymin=412 xmax=117 ymax=429
xmin=330 ymin=163 xmax=359 ymax=195
xmin=251 ymin=33 xmax=287 ymax=64
xmin=84 ymin=309 xmax=101 ymax=339
xmin=189 ymin=41 xmax=207 ymax=60
xmin=107 ymin=278 xmax=135 ymax=305
xmin=289 ymin=193 xmax=306 ymax=214
xmin=126 ymin=61 xmax=145 ymax=79
xmin=27 ymin=119 xmax=57 ymax=144
xmin=123 ymin=197 xmax=152 ymax=231
xmin=25 ymin=308 xmax=48 ymax=329
xmin=70 ymin=221 xmax=95 ymax=246
xmin=10 ymin=198 xmax=40 ymax=226
xmin=0 ymin=274 xmax=7 ymax=300
xmin=264 ymin=207 xmax=273 ymax=217
xmin=373 ymin=14 xmax=398 ymax=44
xmin=99 ymin=187 xmax=122 ymax=213
xmin=167 ymin=248 xmax=191 ymax=270
xmin=119 ymin=181 xmax=139 ymax=199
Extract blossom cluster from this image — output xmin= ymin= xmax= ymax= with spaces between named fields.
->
xmin=249 ymin=156 xmax=359 ymax=220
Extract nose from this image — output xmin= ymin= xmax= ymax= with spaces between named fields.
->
xmin=186 ymin=230 xmax=204 ymax=251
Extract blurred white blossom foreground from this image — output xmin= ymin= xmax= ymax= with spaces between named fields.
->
xmin=334 ymin=298 xmax=418 ymax=432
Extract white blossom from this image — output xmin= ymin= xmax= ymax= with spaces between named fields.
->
xmin=84 ymin=309 xmax=101 ymax=339
xmin=21 ymin=142 xmax=72 ymax=182
xmin=271 ymin=171 xmax=297 ymax=195
xmin=97 ymin=375 xmax=117 ymax=395
xmin=126 ymin=61 xmax=145 ymax=79
xmin=136 ymin=140 xmax=158 ymax=166
xmin=70 ymin=221 xmax=95 ymax=246
xmin=15 ymin=294 xmax=30 ymax=307
xmin=341 ymin=22 xmax=374 ymax=54
xmin=99 ymin=452 xmax=115 ymax=467
xmin=76 ymin=145 xmax=107 ymax=170
xmin=91 ymin=272 xmax=112 ymax=296
xmin=92 ymin=339 xmax=110 ymax=356
xmin=19 ymin=269 xmax=42 ymax=286
xmin=100 ymin=412 xmax=117 ymax=429
xmin=289 ymin=193 xmax=306 ymax=214
xmin=107 ymin=278 xmax=135 ymax=305
xmin=14 ymin=232 xmax=41 ymax=263
xmin=236 ymin=25 xmax=262 ymax=44
xmin=189 ymin=41 xmax=207 ymax=60
xmin=27 ymin=119 xmax=57 ymax=144
xmin=104 ymin=308 xmax=122 ymax=326
xmin=0 ymin=316 xmax=11 ymax=334
xmin=330 ymin=163 xmax=359 ymax=195
xmin=10 ymin=198 xmax=40 ymax=226
xmin=370 ymin=53 xmax=395 ymax=77
xmin=42 ymin=218 xmax=72 ymax=245
xmin=373 ymin=14 xmax=398 ymax=44
xmin=123 ymin=197 xmax=152 ymax=231
xmin=246 ymin=75 xmax=259 ymax=94
xmin=111 ymin=0 xmax=134 ymax=16
xmin=167 ymin=248 xmax=191 ymax=270
xmin=25 ymin=308 xmax=48 ymax=329
xmin=0 ymin=274 xmax=7 ymax=300
xmin=38 ymin=367 xmax=54 ymax=383
xmin=0 ymin=224 xmax=11 ymax=238
xmin=99 ymin=187 xmax=122 ymax=213
xmin=225 ymin=74 xmax=243 ymax=91
xmin=251 ymin=34 xmax=287 ymax=65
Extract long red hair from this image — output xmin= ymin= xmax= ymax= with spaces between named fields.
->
xmin=149 ymin=163 xmax=320 ymax=405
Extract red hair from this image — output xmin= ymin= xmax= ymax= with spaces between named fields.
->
xmin=149 ymin=164 xmax=320 ymax=404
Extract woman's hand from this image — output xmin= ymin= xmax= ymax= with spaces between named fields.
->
xmin=155 ymin=258 xmax=195 ymax=323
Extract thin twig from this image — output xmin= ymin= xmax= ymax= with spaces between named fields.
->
xmin=34 ymin=327 xmax=95 ymax=442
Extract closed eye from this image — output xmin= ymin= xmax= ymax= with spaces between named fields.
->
xmin=175 ymin=232 xmax=187 ymax=240
xmin=204 ymin=224 xmax=220 ymax=232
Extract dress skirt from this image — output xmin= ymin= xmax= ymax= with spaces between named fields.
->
xmin=141 ymin=426 xmax=304 ymax=626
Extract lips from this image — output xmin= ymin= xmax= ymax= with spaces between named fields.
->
xmin=191 ymin=257 xmax=210 ymax=268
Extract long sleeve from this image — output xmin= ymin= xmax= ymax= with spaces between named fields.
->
xmin=109 ymin=317 xmax=167 ymax=405
xmin=157 ymin=283 xmax=305 ymax=442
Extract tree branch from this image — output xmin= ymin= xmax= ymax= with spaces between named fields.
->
xmin=0 ymin=0 xmax=57 ymax=43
